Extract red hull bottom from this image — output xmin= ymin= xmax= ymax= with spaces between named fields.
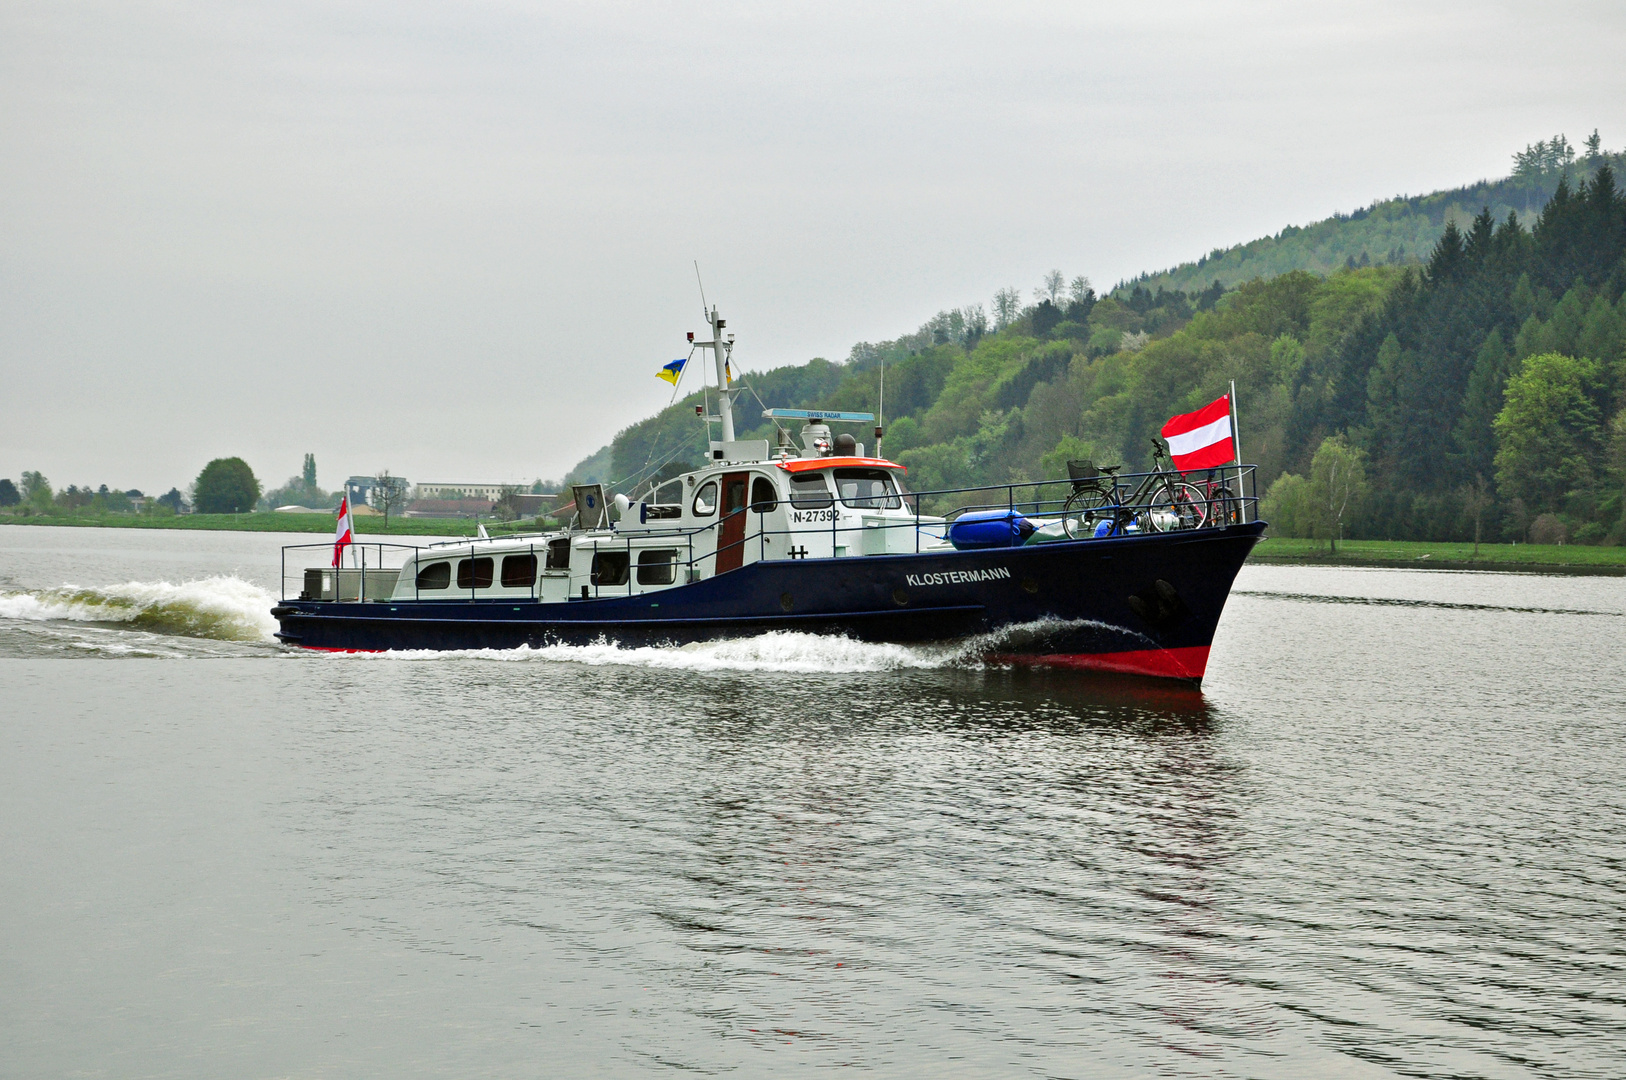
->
xmin=995 ymin=645 xmax=1210 ymax=682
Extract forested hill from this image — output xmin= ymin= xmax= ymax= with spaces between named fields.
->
xmin=569 ymin=133 xmax=1626 ymax=546
xmin=1120 ymin=135 xmax=1626 ymax=295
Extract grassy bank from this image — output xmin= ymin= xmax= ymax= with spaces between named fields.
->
xmin=1249 ymin=537 xmax=1626 ymax=573
xmin=7 ymin=513 xmax=1623 ymax=573
xmin=0 ymin=512 xmax=555 ymax=538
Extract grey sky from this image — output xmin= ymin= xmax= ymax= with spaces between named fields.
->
xmin=3 ymin=1 xmax=1623 ymax=493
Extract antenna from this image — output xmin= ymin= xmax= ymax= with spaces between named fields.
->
xmin=693 ymin=261 xmax=708 ymax=320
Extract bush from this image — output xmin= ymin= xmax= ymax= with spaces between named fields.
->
xmin=1572 ymin=521 xmax=1606 ymax=544
xmin=1528 ymin=513 xmax=1568 ymax=545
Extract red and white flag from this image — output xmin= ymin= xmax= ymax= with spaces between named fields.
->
xmin=1161 ymin=393 xmax=1236 ymax=471
xmin=332 ymin=496 xmax=354 ymax=567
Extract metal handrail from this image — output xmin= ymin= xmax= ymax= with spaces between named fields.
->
xmin=279 ymin=464 xmax=1259 ymax=601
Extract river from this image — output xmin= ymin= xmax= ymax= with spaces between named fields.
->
xmin=1 ymin=525 xmax=1622 ymax=1078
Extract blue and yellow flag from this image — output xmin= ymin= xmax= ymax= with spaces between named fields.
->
xmin=657 ymin=358 xmax=686 ymax=385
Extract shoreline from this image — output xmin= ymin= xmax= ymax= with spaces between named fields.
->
xmin=5 ymin=516 xmax=1623 ymax=574
xmin=0 ymin=512 xmax=535 ymax=539
xmin=1246 ymin=537 xmax=1626 ymax=575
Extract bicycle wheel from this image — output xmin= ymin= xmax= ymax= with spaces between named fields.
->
xmin=1143 ymin=482 xmax=1205 ymax=532
xmin=1062 ymin=485 xmax=1116 ymax=538
xmin=1205 ymin=486 xmax=1237 ymax=527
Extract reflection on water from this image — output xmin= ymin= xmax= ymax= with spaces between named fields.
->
xmin=2 ymin=528 xmax=1625 ymax=1078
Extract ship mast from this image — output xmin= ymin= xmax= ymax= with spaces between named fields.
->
xmin=704 ymin=305 xmax=737 ymax=444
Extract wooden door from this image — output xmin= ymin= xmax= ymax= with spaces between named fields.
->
xmin=715 ymin=471 xmax=749 ymax=574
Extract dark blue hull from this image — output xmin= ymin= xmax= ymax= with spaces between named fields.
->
xmin=271 ymin=522 xmax=1265 ymax=682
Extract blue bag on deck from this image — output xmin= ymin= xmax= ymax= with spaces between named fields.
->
xmin=948 ymin=510 xmax=1037 ymax=550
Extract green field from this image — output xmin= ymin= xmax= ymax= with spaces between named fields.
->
xmin=1249 ymin=537 xmax=1626 ymax=573
xmin=0 ymin=512 xmax=555 ymax=538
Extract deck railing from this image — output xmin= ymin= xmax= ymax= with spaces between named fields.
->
xmin=280 ymin=463 xmax=1258 ymax=602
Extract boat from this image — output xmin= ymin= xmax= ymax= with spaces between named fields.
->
xmin=270 ymin=305 xmax=1266 ymax=682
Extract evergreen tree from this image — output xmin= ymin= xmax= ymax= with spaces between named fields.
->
xmin=1454 ymin=329 xmax=1512 ymax=480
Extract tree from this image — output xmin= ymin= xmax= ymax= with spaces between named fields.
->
xmin=1584 ymin=129 xmax=1602 ymax=161
xmin=20 ymin=471 xmax=52 ymax=513
xmin=1459 ymin=473 xmax=1492 ymax=557
xmin=372 ymin=469 xmax=406 ymax=527
xmin=961 ymin=303 xmax=988 ymax=343
xmin=1453 ymin=329 xmax=1512 ymax=479
xmin=0 ymin=478 xmax=17 ymax=507
xmin=1261 ymin=472 xmax=1313 ymax=537
xmin=1038 ymin=269 xmax=1065 ymax=305
xmin=1069 ymin=275 xmax=1093 ymax=306
xmin=1308 ymin=435 xmax=1367 ymax=552
xmin=992 ymin=287 xmax=1022 ymax=330
xmin=302 ymin=453 xmax=318 ymax=490
xmin=1493 ymin=352 xmax=1605 ymax=514
xmin=193 ymin=457 xmax=262 ymax=514
xmin=492 ymin=485 xmax=522 ymax=522
xmin=157 ymin=488 xmax=186 ymax=513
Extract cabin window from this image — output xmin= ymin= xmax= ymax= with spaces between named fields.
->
xmin=788 ymin=472 xmax=833 ymax=508
xmin=835 ymin=469 xmax=902 ymax=509
xmin=591 ymin=551 xmax=630 ymax=587
xmin=457 ymin=557 xmax=494 ymax=589
xmin=637 ymin=549 xmax=678 ymax=585
xmin=750 ymin=476 xmax=778 ymax=513
xmin=415 ymin=561 xmax=451 ymax=590
xmin=501 ymin=554 xmax=537 ymax=588
xmin=546 ymin=538 xmax=570 ymax=570
xmin=692 ymin=481 xmax=718 ymax=516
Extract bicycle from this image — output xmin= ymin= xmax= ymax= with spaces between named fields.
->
xmin=1190 ymin=468 xmax=1240 ymax=528
xmin=1061 ymin=439 xmax=1206 ymax=538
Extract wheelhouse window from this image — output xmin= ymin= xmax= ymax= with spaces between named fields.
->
xmin=415 ymin=561 xmax=451 ymax=590
xmin=835 ymin=469 xmax=902 ymax=509
xmin=750 ymin=476 xmax=778 ymax=513
xmin=546 ymin=538 xmax=570 ymax=570
xmin=501 ymin=554 xmax=537 ymax=588
xmin=646 ymin=478 xmax=683 ymax=520
xmin=788 ymin=472 xmax=833 ymax=509
xmin=637 ymin=549 xmax=678 ymax=585
xmin=591 ymin=551 xmax=630 ymax=587
xmin=457 ymin=557 xmax=494 ymax=589
xmin=722 ymin=476 xmax=748 ymax=515
xmin=692 ymin=481 xmax=718 ymax=516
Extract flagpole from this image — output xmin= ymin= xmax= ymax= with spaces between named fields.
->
xmin=1229 ymin=380 xmax=1245 ymax=521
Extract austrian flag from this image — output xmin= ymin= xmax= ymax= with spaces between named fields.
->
xmin=332 ymin=496 xmax=354 ymax=568
xmin=1161 ymin=394 xmax=1236 ymax=471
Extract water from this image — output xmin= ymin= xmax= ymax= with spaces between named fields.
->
xmin=2 ymin=525 xmax=1623 ymax=1078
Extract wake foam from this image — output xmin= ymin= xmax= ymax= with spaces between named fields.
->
xmin=327 ymin=617 xmax=1121 ymax=674
xmin=335 ymin=631 xmax=970 ymax=672
xmin=0 ymin=577 xmax=278 ymax=643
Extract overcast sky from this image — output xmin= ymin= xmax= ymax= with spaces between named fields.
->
xmin=3 ymin=1 xmax=1623 ymax=493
